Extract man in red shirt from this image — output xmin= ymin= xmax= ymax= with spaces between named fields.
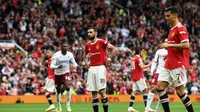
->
xmin=84 ymin=27 xmax=117 ymax=112
xmin=43 ymin=48 xmax=56 ymax=112
xmin=128 ymin=49 xmax=155 ymax=112
xmin=158 ymin=6 xmax=194 ymax=112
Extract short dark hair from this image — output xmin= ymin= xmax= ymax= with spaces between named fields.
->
xmin=61 ymin=40 xmax=68 ymax=45
xmin=135 ymin=48 xmax=145 ymax=55
xmin=88 ymin=27 xmax=98 ymax=32
xmin=165 ymin=6 xmax=179 ymax=14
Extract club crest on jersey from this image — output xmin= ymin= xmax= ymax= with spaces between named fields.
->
xmin=96 ymin=45 xmax=99 ymax=49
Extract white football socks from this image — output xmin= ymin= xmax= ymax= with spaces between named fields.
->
xmin=145 ymin=91 xmax=155 ymax=111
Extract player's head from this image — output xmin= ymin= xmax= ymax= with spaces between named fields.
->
xmin=61 ymin=41 xmax=68 ymax=53
xmin=87 ymin=27 xmax=97 ymax=41
xmin=135 ymin=48 xmax=146 ymax=57
xmin=44 ymin=48 xmax=53 ymax=59
xmin=140 ymin=49 xmax=147 ymax=58
xmin=164 ymin=6 xmax=179 ymax=25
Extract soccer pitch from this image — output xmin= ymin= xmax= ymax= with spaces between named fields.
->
xmin=0 ymin=102 xmax=199 ymax=112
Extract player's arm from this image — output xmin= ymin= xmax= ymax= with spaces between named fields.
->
xmin=138 ymin=58 xmax=150 ymax=70
xmin=106 ymin=43 xmax=118 ymax=60
xmin=139 ymin=63 xmax=150 ymax=69
xmin=163 ymin=41 xmax=189 ymax=49
xmin=70 ymin=54 xmax=78 ymax=69
xmin=83 ymin=45 xmax=90 ymax=68
xmin=150 ymin=51 xmax=159 ymax=75
xmin=50 ymin=55 xmax=60 ymax=69
xmin=160 ymin=28 xmax=189 ymax=49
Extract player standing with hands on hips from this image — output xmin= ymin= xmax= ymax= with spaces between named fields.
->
xmin=84 ymin=27 xmax=118 ymax=112
xmin=157 ymin=6 xmax=194 ymax=112
xmin=50 ymin=41 xmax=78 ymax=112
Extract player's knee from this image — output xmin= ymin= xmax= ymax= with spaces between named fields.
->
xmin=92 ymin=91 xmax=98 ymax=95
xmin=142 ymin=88 xmax=148 ymax=94
xmin=156 ymin=82 xmax=167 ymax=90
xmin=92 ymin=92 xmax=98 ymax=98
xmin=175 ymin=85 xmax=185 ymax=96
xmin=132 ymin=91 xmax=138 ymax=95
xmin=99 ymin=89 xmax=106 ymax=98
xmin=151 ymin=86 xmax=156 ymax=93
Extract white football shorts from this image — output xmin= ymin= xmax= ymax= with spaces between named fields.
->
xmin=158 ymin=66 xmax=187 ymax=87
xmin=86 ymin=65 xmax=107 ymax=91
xmin=44 ymin=78 xmax=55 ymax=92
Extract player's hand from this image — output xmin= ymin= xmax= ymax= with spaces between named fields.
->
xmin=58 ymin=65 xmax=63 ymax=69
xmin=143 ymin=67 xmax=150 ymax=72
xmin=160 ymin=43 xmax=169 ymax=48
xmin=150 ymin=72 xmax=153 ymax=76
xmin=105 ymin=58 xmax=111 ymax=67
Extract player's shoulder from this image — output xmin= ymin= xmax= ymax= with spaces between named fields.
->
xmin=133 ymin=55 xmax=140 ymax=59
xmin=176 ymin=23 xmax=187 ymax=32
xmin=97 ymin=39 xmax=107 ymax=44
xmin=67 ymin=51 xmax=74 ymax=56
xmin=85 ymin=41 xmax=91 ymax=46
xmin=53 ymin=51 xmax=61 ymax=57
xmin=157 ymin=49 xmax=165 ymax=53
xmin=157 ymin=49 xmax=167 ymax=55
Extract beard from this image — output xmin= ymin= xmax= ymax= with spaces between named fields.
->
xmin=88 ymin=36 xmax=95 ymax=40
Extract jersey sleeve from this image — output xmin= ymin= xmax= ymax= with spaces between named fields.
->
xmin=99 ymin=39 xmax=109 ymax=49
xmin=84 ymin=44 xmax=89 ymax=54
xmin=70 ymin=53 xmax=78 ymax=68
xmin=178 ymin=26 xmax=189 ymax=43
xmin=138 ymin=56 xmax=143 ymax=65
xmin=50 ymin=54 xmax=59 ymax=69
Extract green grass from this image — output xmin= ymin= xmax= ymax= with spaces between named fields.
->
xmin=0 ymin=102 xmax=199 ymax=112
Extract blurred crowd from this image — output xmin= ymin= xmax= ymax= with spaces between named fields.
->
xmin=0 ymin=0 xmax=200 ymax=96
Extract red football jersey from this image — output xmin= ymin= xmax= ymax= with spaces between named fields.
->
xmin=131 ymin=55 xmax=144 ymax=82
xmin=85 ymin=39 xmax=110 ymax=66
xmin=164 ymin=23 xmax=189 ymax=69
xmin=48 ymin=58 xmax=55 ymax=79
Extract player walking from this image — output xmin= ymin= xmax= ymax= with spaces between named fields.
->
xmin=44 ymin=48 xmax=56 ymax=112
xmin=84 ymin=27 xmax=118 ymax=112
xmin=128 ymin=49 xmax=155 ymax=112
xmin=157 ymin=6 xmax=194 ymax=112
xmin=50 ymin=41 xmax=78 ymax=112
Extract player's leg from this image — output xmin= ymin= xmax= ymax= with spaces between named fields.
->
xmin=92 ymin=91 xmax=99 ymax=112
xmin=156 ymin=68 xmax=171 ymax=112
xmin=137 ymin=78 xmax=155 ymax=112
xmin=63 ymin=73 xmax=72 ymax=112
xmin=55 ymin=75 xmax=62 ymax=112
xmin=44 ymin=78 xmax=56 ymax=112
xmin=45 ymin=90 xmax=56 ymax=112
xmin=175 ymin=85 xmax=194 ymax=112
xmin=87 ymin=66 xmax=99 ymax=112
xmin=172 ymin=67 xmax=194 ymax=112
xmin=151 ymin=77 xmax=161 ymax=112
xmin=99 ymin=89 xmax=108 ymax=112
xmin=147 ymin=73 xmax=159 ymax=112
xmin=97 ymin=66 xmax=108 ymax=112
xmin=55 ymin=85 xmax=62 ymax=112
xmin=128 ymin=82 xmax=138 ymax=112
xmin=156 ymin=81 xmax=169 ymax=112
